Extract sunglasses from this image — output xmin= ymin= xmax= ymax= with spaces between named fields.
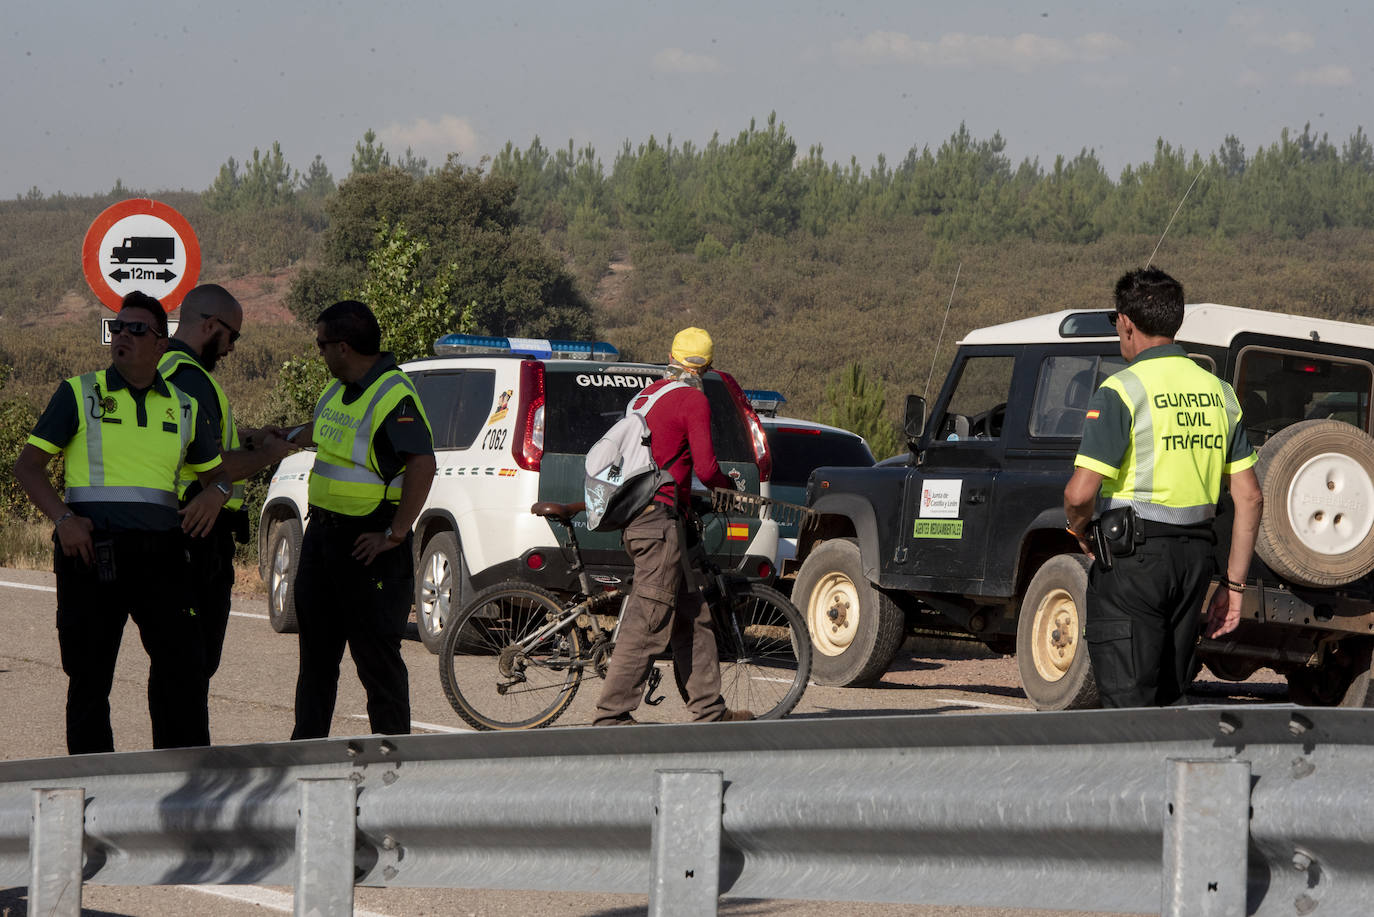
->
xmin=316 ymin=338 xmax=342 ymax=351
xmin=109 ymin=319 xmax=163 ymax=338
xmin=1107 ymin=312 xmax=1118 ymax=326
xmin=204 ymin=313 xmax=241 ymax=344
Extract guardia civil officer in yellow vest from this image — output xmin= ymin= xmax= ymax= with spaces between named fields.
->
xmin=1064 ymin=268 xmax=1263 ymax=708
xmin=13 ymin=291 xmax=230 ymax=754
xmin=159 ymin=284 xmax=294 ymax=698
xmin=279 ymin=300 xmax=436 ymax=739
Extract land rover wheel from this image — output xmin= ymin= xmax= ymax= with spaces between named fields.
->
xmin=1202 ymin=655 xmax=1261 ymax=683
xmin=266 ymin=517 xmax=302 ymax=634
xmin=1255 ymin=419 xmax=1374 ymax=588
xmin=1016 ymin=554 xmax=1099 ymax=710
xmin=1287 ymin=638 xmax=1374 ymax=707
xmin=793 ymin=538 xmax=905 ymax=687
xmin=415 ymin=531 xmax=473 ymax=654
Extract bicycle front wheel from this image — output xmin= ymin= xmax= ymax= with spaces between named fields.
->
xmin=439 ymin=582 xmax=584 ymax=730
xmin=715 ymin=583 xmax=812 ymax=719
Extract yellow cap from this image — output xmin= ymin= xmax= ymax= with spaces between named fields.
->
xmin=671 ymin=327 xmax=713 ymax=368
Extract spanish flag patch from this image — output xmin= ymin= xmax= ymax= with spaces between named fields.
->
xmin=1085 ymin=409 xmax=1100 ymax=420
xmin=726 ymin=523 xmax=749 ymax=541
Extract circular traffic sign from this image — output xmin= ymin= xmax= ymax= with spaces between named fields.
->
xmin=81 ymin=199 xmax=201 ymax=313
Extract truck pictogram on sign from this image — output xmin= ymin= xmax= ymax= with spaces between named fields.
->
xmin=110 ymin=236 xmax=175 ymax=264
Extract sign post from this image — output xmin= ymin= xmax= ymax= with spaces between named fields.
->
xmin=82 ymin=199 xmax=201 ymax=317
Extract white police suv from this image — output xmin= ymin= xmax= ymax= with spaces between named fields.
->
xmin=258 ymin=335 xmax=780 ymax=652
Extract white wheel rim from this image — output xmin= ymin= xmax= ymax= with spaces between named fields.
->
xmin=1030 ymin=588 xmax=1079 ymax=684
xmin=807 ymin=571 xmax=860 ymax=656
xmin=419 ymin=550 xmax=452 ymax=636
xmin=1285 ymin=451 xmax=1374 ymax=556
xmin=270 ymin=537 xmax=291 ymax=617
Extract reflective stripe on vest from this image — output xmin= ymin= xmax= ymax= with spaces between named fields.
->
xmin=1098 ymin=357 xmax=1242 ymax=525
xmin=62 ymin=371 xmax=191 ymax=509
xmin=308 ymin=369 xmax=431 ymax=515
xmin=158 ymin=350 xmax=245 ymax=510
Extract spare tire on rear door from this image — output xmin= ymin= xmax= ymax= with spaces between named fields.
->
xmin=1254 ymin=419 xmax=1374 ymax=588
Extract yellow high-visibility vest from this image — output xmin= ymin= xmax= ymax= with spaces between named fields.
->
xmin=159 ymin=349 xmax=244 ymax=510
xmin=308 ymin=368 xmax=431 ymax=516
xmin=47 ymin=370 xmax=206 ymax=510
xmin=1078 ymin=355 xmax=1256 ymax=524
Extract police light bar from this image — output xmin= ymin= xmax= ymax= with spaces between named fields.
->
xmin=744 ymin=389 xmax=786 ymax=416
xmin=434 ymin=333 xmax=619 ymax=361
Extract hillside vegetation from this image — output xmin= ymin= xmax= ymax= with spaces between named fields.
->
xmin=4 ymin=119 xmax=1374 ymax=559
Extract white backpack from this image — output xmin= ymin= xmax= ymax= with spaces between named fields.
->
xmin=584 ymin=381 xmax=687 ymax=531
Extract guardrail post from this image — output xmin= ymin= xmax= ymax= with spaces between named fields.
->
xmin=29 ymin=786 xmax=85 ymax=917
xmin=1162 ymin=758 xmax=1251 ymax=917
xmin=295 ymin=777 xmax=357 ymax=917
xmin=648 ymin=769 xmax=723 ymax=917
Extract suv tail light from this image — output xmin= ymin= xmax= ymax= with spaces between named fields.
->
xmin=513 ymin=360 xmax=545 ymax=471
xmin=718 ymin=370 xmax=772 ymax=482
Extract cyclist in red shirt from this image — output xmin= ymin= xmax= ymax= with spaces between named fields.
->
xmin=593 ymin=327 xmax=754 ymax=725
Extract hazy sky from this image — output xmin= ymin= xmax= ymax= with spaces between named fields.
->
xmin=6 ymin=1 xmax=1371 ymax=199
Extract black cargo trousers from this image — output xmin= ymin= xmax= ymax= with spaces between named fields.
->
xmin=54 ymin=529 xmax=209 ymax=754
xmin=1084 ymin=529 xmax=1216 ymax=707
xmin=290 ymin=506 xmax=414 ymax=739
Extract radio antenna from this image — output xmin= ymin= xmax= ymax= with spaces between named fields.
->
xmin=1146 ymin=164 xmax=1206 ymax=268
xmin=923 ymin=262 xmax=961 ymax=401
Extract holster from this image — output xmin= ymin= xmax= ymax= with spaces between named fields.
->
xmin=1090 ymin=506 xmax=1142 ymax=571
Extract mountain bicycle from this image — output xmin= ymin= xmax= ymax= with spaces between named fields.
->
xmin=438 ymin=489 xmax=812 ymax=730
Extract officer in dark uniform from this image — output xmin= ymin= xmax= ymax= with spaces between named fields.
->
xmin=13 ymin=291 xmax=230 ymax=753
xmin=1064 ymin=268 xmax=1263 ymax=707
xmin=159 ymin=284 xmax=293 ymax=700
xmin=282 ymin=300 xmax=436 ymax=739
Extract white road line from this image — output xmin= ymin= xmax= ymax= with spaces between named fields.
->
xmin=348 ymin=713 xmax=473 ymax=734
xmin=0 ymin=580 xmax=55 ymax=593
xmin=930 ymin=697 xmax=1029 ymax=711
xmin=182 ymin=884 xmax=394 ymax=916
xmin=0 ymin=580 xmax=271 ymax=622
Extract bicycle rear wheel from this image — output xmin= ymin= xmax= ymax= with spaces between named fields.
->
xmin=439 ymin=582 xmax=584 ymax=730
xmin=715 ymin=582 xmax=811 ymax=719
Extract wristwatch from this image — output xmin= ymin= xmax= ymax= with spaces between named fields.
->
xmin=383 ymin=525 xmax=405 ymax=545
xmin=213 ymin=480 xmax=233 ymax=498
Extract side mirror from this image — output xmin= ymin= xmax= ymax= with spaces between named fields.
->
xmin=903 ymin=394 xmax=926 ymax=443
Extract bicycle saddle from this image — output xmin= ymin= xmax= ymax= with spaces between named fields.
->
xmin=529 ymin=501 xmax=586 ymax=525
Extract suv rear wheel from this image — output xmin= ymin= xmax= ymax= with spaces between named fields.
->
xmin=1016 ymin=554 xmax=1099 ymax=710
xmin=793 ymin=538 xmax=905 ymax=687
xmin=266 ymin=517 xmax=302 ymax=634
xmin=416 ymin=531 xmax=472 ymax=654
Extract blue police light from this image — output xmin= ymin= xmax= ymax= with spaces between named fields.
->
xmin=434 ymin=333 xmax=619 ymax=361
xmin=744 ymin=389 xmax=787 ymax=416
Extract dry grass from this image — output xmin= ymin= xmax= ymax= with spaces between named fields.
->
xmin=0 ymin=519 xmax=51 ymax=570
xmin=233 ymin=561 xmax=266 ymax=597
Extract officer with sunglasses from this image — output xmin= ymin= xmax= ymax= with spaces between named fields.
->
xmin=13 ymin=291 xmax=231 ymax=753
xmin=158 ymin=284 xmax=294 ymax=723
xmin=277 ymin=300 xmax=436 ymax=740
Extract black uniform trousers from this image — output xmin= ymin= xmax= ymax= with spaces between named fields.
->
xmin=54 ymin=530 xmax=209 ymax=755
xmin=1084 ymin=532 xmax=1215 ymax=708
xmin=290 ymin=509 xmax=413 ymax=739
xmin=185 ymin=510 xmax=238 ymax=678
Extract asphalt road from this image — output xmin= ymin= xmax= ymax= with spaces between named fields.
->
xmin=0 ymin=567 xmax=1286 ymax=916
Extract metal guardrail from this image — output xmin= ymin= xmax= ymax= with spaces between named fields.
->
xmin=1 ymin=706 xmax=1371 ymax=916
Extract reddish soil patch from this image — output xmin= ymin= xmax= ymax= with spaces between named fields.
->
xmin=21 ymin=267 xmax=301 ymax=329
